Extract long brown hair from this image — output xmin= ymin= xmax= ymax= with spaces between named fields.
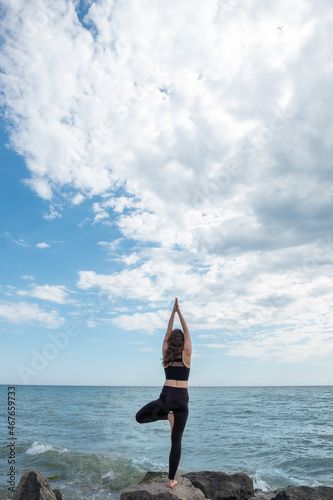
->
xmin=162 ymin=329 xmax=184 ymax=367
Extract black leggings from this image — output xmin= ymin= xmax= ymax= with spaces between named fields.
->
xmin=135 ymin=385 xmax=189 ymax=480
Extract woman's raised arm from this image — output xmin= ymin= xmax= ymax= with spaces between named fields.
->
xmin=175 ymin=301 xmax=192 ymax=355
xmin=162 ymin=299 xmax=177 ymax=355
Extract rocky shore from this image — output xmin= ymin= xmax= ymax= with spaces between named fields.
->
xmin=11 ymin=470 xmax=62 ymax=500
xmin=9 ymin=469 xmax=333 ymax=500
xmin=121 ymin=471 xmax=333 ymax=500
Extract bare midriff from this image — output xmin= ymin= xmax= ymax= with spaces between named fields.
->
xmin=164 ymin=379 xmax=188 ymax=388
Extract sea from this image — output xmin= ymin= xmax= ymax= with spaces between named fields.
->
xmin=0 ymin=385 xmax=332 ymax=499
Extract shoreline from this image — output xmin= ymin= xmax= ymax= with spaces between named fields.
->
xmin=2 ymin=463 xmax=333 ymax=497
xmin=4 ymin=469 xmax=333 ymax=500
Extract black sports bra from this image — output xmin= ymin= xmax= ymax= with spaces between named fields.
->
xmin=164 ymin=352 xmax=190 ymax=381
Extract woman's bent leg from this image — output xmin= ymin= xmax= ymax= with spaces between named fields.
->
xmin=136 ymin=398 xmax=169 ymax=424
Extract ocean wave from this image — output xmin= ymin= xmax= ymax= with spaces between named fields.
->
xmin=252 ymin=471 xmax=270 ymax=492
xmin=19 ymin=446 xmax=143 ymax=495
xmin=101 ymin=470 xmax=116 ymax=480
xmin=26 ymin=441 xmax=69 ymax=455
xmin=130 ymin=455 xmax=167 ymax=472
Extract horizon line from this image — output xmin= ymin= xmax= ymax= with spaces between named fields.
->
xmin=1 ymin=383 xmax=332 ymax=388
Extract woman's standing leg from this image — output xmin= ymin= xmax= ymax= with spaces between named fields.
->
xmin=136 ymin=386 xmax=189 ymax=488
xmin=168 ymin=406 xmax=189 ymax=482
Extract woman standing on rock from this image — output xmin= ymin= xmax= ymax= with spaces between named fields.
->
xmin=136 ymin=298 xmax=192 ymax=488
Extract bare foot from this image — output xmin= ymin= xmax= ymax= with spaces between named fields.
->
xmin=167 ymin=479 xmax=178 ymax=488
xmin=167 ymin=412 xmax=174 ymax=432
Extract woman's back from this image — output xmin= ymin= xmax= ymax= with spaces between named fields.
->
xmin=164 ymin=351 xmax=190 ymax=381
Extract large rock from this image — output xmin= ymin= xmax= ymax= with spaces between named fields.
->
xmin=139 ymin=472 xmax=172 ymax=485
xmin=272 ymin=485 xmax=333 ymax=499
xmin=183 ymin=470 xmax=254 ymax=500
xmin=121 ymin=472 xmax=206 ymax=500
xmin=250 ymin=491 xmax=284 ymax=500
xmin=13 ymin=470 xmax=62 ymax=500
xmin=121 ymin=471 xmax=333 ymax=500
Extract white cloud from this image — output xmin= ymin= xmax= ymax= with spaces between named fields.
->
xmin=92 ymin=202 xmax=110 ymax=223
xmin=196 ymin=334 xmax=218 ymax=339
xmin=1 ymin=0 xmax=333 ymax=363
xmin=121 ymin=253 xmax=141 ymax=266
xmin=17 ymin=284 xmax=69 ymax=304
xmin=36 ymin=242 xmax=50 ymax=249
xmin=72 ymin=193 xmax=85 ymax=205
xmin=0 ymin=0 xmax=318 ymax=206
xmin=226 ymin=326 xmax=333 ymax=363
xmin=76 ymin=242 xmax=333 ymax=361
xmin=42 ymin=205 xmax=62 ymax=220
xmin=4 ymin=232 xmax=29 ymax=247
xmin=21 ymin=275 xmax=35 ymax=281
xmin=0 ymin=301 xmax=65 ymax=329
xmin=77 ymin=269 xmax=163 ymax=302
xmin=109 ymin=311 xmax=167 ymax=334
xmin=201 ymin=344 xmax=227 ymax=349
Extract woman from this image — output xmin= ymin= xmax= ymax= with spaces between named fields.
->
xmin=135 ymin=298 xmax=192 ymax=488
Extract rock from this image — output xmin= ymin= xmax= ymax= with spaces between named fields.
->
xmin=250 ymin=488 xmax=286 ymax=499
xmin=53 ymin=489 xmax=63 ymax=500
xmin=13 ymin=470 xmax=62 ymax=500
xmin=272 ymin=485 xmax=333 ymax=499
xmin=121 ymin=472 xmax=206 ymax=500
xmin=183 ymin=470 xmax=254 ymax=500
xmin=121 ymin=471 xmax=333 ymax=500
xmin=250 ymin=490 xmax=284 ymax=500
xmin=139 ymin=472 xmax=171 ymax=485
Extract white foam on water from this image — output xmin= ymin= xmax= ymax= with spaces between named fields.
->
xmin=26 ymin=441 xmax=55 ymax=455
xmin=252 ymin=471 xmax=270 ymax=492
xmin=130 ymin=455 xmax=167 ymax=472
xmin=26 ymin=440 xmax=69 ymax=455
xmin=101 ymin=470 xmax=115 ymax=480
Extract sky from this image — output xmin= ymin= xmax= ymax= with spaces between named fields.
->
xmin=0 ymin=0 xmax=332 ymax=386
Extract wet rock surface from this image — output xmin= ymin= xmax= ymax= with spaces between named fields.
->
xmin=13 ymin=470 xmax=62 ymax=500
xmin=121 ymin=471 xmax=333 ymax=500
xmin=121 ymin=472 xmax=206 ymax=499
xmin=183 ymin=470 xmax=254 ymax=500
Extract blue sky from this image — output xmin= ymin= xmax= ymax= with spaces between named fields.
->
xmin=1 ymin=0 xmax=332 ymax=386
